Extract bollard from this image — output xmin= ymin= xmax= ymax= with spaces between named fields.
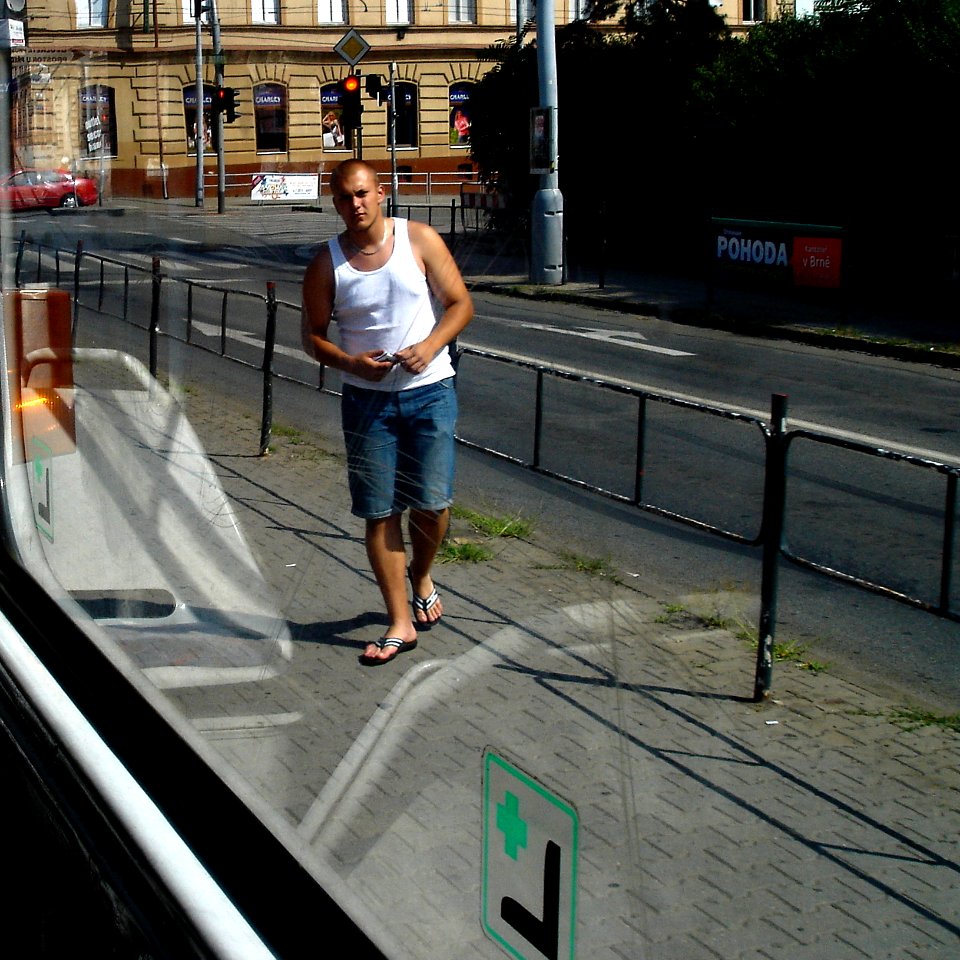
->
xmin=754 ymin=393 xmax=788 ymax=701
xmin=149 ymin=256 xmax=161 ymax=379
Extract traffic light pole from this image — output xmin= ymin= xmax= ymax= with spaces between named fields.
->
xmin=194 ymin=10 xmax=204 ymax=207
xmin=207 ymin=0 xmax=226 ymax=214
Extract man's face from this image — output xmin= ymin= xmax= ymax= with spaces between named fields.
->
xmin=332 ymin=167 xmax=385 ymax=233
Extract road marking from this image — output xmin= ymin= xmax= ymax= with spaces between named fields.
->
xmin=478 ymin=316 xmax=694 ymax=357
xmin=189 ymin=321 xmax=957 ymax=466
xmin=190 ymin=319 xmax=308 ymax=361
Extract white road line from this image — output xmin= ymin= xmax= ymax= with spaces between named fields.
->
xmin=190 ymin=318 xmax=310 ymax=361
xmin=474 ymin=315 xmax=695 ymax=357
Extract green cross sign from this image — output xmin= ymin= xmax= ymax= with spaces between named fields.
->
xmin=482 ymin=750 xmax=578 ymax=960
xmin=497 ymin=791 xmax=528 ymax=860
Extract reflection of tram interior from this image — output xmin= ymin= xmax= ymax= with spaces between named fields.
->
xmin=0 ymin=286 xmax=323 ymax=957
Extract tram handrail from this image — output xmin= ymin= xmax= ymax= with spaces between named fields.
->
xmin=0 ymin=609 xmax=278 ymax=960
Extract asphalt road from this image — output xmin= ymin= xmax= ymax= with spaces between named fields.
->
xmin=12 ymin=203 xmax=960 ymax=709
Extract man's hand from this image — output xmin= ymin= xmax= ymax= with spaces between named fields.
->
xmin=351 ymin=350 xmax=399 ymax=382
xmin=395 ymin=341 xmax=436 ymax=376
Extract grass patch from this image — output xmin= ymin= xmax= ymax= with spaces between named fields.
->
xmin=451 ymin=506 xmax=532 ymax=540
xmin=888 ymin=706 xmax=960 ymax=733
xmin=772 ymin=638 xmax=828 ymax=673
xmin=272 ymin=423 xmax=306 ymax=445
xmin=437 ymin=540 xmax=493 ymax=564
xmin=551 ymin=551 xmax=620 ymax=582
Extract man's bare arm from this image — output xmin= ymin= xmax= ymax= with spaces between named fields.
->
xmin=397 ymin=221 xmax=474 ymax=373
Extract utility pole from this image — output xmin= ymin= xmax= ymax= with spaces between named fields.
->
xmin=530 ymin=0 xmax=563 ymax=284
xmin=389 ymin=61 xmax=398 ymax=211
xmin=194 ymin=4 xmax=204 ymax=207
xmin=207 ymin=0 xmax=226 ymax=213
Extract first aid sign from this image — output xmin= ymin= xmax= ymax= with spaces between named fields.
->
xmin=482 ymin=751 xmax=578 ymax=960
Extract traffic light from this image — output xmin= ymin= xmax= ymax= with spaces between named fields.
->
xmin=193 ymin=0 xmax=213 ymax=18
xmin=212 ymin=86 xmax=241 ymax=124
xmin=339 ymin=74 xmax=362 ymax=130
xmin=365 ymin=74 xmax=384 ymax=102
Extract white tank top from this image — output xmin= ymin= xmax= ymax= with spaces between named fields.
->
xmin=330 ymin=218 xmax=455 ymax=392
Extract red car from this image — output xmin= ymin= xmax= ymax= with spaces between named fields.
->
xmin=0 ymin=169 xmax=99 ymax=210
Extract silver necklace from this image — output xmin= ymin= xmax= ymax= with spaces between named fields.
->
xmin=346 ymin=225 xmax=391 ymax=257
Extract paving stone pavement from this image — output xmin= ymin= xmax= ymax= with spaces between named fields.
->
xmin=161 ymin=376 xmax=960 ymax=960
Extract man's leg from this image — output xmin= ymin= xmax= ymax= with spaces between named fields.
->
xmin=364 ymin=514 xmax=417 ymax=661
xmin=408 ymin=508 xmax=448 ymax=624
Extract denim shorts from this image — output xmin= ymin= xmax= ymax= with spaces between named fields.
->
xmin=341 ymin=378 xmax=458 ymax=519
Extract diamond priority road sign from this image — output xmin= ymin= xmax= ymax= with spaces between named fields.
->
xmin=482 ymin=750 xmax=579 ymax=960
xmin=334 ymin=29 xmax=369 ymax=68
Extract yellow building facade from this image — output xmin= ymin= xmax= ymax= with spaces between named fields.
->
xmin=9 ymin=0 xmax=589 ymax=197
xmin=8 ymin=0 xmax=785 ymax=198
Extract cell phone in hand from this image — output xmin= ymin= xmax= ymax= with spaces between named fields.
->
xmin=375 ymin=352 xmax=398 ymax=364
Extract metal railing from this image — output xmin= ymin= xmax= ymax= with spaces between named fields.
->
xmin=11 ymin=232 xmax=959 ymax=699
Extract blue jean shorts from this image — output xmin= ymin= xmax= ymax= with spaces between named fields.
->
xmin=341 ymin=378 xmax=458 ymax=520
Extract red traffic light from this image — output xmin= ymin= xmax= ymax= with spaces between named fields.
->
xmin=342 ymin=74 xmax=361 ymax=94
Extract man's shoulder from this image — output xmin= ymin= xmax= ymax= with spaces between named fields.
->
xmin=304 ymin=241 xmax=335 ymax=284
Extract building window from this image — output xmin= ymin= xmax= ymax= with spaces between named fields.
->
xmin=80 ymin=85 xmax=117 ymax=157
xmin=317 ymin=0 xmax=345 ymax=22
xmin=386 ymin=0 xmax=411 ymax=25
xmin=183 ymin=85 xmax=216 ymax=154
xmin=387 ymin=82 xmax=418 ymax=148
xmin=568 ymin=0 xmax=590 ymax=20
xmin=320 ymin=83 xmax=350 ymax=151
xmin=77 ymin=0 xmax=108 ymax=28
xmin=252 ymin=0 xmax=280 ymax=23
xmin=449 ymin=82 xmax=473 ymax=147
xmin=448 ymin=0 xmax=475 ymax=23
xmin=743 ymin=0 xmax=764 ymax=20
xmin=254 ymin=83 xmax=287 ymax=153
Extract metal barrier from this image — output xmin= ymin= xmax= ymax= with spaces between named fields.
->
xmin=11 ymin=231 xmax=959 ymax=699
xmin=386 ymin=199 xmax=458 ymax=247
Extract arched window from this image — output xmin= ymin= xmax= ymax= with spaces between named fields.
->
xmin=182 ymin=85 xmax=216 ymax=155
xmin=390 ymin=82 xmax=418 ymax=149
xmin=254 ymin=83 xmax=287 ymax=153
xmin=448 ymin=82 xmax=473 ymax=148
xmin=79 ymin=85 xmax=117 ymax=158
xmin=320 ymin=82 xmax=350 ymax=152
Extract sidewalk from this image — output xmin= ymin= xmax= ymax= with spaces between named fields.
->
xmin=57 ymin=198 xmax=960 ymax=956
xmin=176 ymin=370 xmax=959 ymax=960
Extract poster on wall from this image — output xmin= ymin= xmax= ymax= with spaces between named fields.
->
xmin=251 ymin=173 xmax=319 ymax=203
xmin=449 ymin=83 xmax=472 ymax=146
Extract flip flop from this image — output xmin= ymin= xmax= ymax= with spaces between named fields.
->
xmin=409 ymin=569 xmax=442 ymax=626
xmin=359 ymin=636 xmax=418 ymax=667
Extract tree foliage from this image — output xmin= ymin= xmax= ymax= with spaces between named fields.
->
xmin=470 ymin=0 xmax=960 ymax=288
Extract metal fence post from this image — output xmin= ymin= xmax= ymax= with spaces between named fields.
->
xmin=35 ymin=240 xmax=42 ymax=284
xmin=220 ymin=291 xmax=228 ymax=356
xmin=940 ymin=472 xmax=957 ymax=613
xmin=73 ymin=240 xmax=83 ymax=333
xmin=533 ymin=368 xmax=545 ymax=470
xmin=634 ymin=393 xmax=647 ymax=505
xmin=754 ymin=392 xmax=788 ymax=701
xmin=15 ymin=229 xmax=25 ymax=286
xmin=259 ymin=283 xmax=277 ymax=456
xmin=149 ymin=256 xmax=161 ymax=379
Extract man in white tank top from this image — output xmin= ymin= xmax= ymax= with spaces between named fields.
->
xmin=302 ymin=160 xmax=474 ymax=665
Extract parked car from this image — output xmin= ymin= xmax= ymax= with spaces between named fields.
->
xmin=0 ymin=169 xmax=99 ymax=210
